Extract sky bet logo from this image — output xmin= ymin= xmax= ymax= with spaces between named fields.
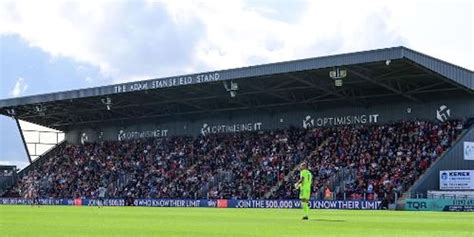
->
xmin=207 ymin=200 xmax=217 ymax=208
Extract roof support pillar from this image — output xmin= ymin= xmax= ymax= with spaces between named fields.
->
xmin=15 ymin=118 xmax=32 ymax=164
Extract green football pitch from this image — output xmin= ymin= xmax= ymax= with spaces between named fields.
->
xmin=0 ymin=206 xmax=473 ymax=237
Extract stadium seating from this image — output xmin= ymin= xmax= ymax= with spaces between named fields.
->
xmin=273 ymin=120 xmax=464 ymax=201
xmin=5 ymin=120 xmax=465 ymax=202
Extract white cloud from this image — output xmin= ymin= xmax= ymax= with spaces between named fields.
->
xmin=0 ymin=0 xmax=206 ymax=82
xmin=0 ymin=0 xmax=471 ymax=85
xmin=9 ymin=77 xmax=28 ymax=97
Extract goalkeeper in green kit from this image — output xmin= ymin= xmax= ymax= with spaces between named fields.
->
xmin=295 ymin=162 xmax=312 ymax=220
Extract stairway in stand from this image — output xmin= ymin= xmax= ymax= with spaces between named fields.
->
xmin=263 ymin=138 xmax=331 ymax=199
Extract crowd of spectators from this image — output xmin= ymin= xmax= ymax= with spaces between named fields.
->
xmin=6 ymin=119 xmax=464 ymax=202
xmin=274 ymin=120 xmax=464 ymax=200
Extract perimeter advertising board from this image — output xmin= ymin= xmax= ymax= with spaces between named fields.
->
xmin=404 ymin=198 xmax=474 ymax=211
xmin=0 ymin=198 xmax=381 ymax=210
xmin=439 ymin=170 xmax=474 ymax=190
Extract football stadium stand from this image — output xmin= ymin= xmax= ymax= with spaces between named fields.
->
xmin=5 ymin=119 xmax=465 ymax=204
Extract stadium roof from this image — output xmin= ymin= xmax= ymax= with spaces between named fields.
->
xmin=0 ymin=46 xmax=472 ymax=131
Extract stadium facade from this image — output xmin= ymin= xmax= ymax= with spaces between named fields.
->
xmin=0 ymin=46 xmax=473 ymax=210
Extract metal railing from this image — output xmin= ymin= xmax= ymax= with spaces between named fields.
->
xmin=405 ymin=190 xmax=474 ymax=200
xmin=315 ymin=167 xmax=358 ymax=199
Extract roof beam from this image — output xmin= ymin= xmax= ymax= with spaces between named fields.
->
xmin=347 ymin=67 xmax=422 ymax=103
xmin=288 ymin=73 xmax=367 ymax=107
xmin=190 ymin=83 xmax=255 ymax=110
xmin=406 ymin=87 xmax=459 ymax=94
xmin=17 ymin=85 xmax=319 ymax=120
xmin=405 ymin=82 xmax=446 ymax=93
xmin=404 ymin=60 xmax=474 ymax=95
xmin=244 ymin=83 xmax=295 ymax=103
xmin=50 ymin=92 xmax=399 ymax=127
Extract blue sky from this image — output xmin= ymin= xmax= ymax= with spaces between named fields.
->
xmin=0 ymin=0 xmax=473 ymax=169
xmin=0 ymin=35 xmax=106 ymax=168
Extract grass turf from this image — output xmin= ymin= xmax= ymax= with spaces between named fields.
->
xmin=0 ymin=205 xmax=473 ymax=237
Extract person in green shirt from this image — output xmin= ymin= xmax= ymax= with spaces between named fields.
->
xmin=295 ymin=162 xmax=312 ymax=220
